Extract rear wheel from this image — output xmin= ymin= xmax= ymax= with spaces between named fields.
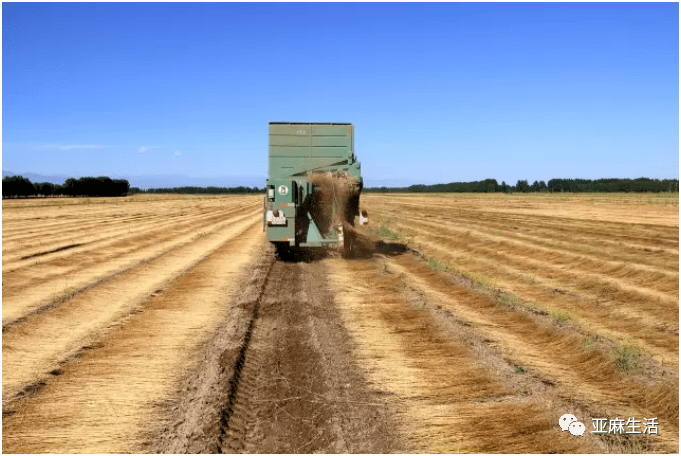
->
xmin=275 ymin=242 xmax=290 ymax=260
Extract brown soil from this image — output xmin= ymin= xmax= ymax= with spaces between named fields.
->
xmin=151 ymin=245 xmax=402 ymax=454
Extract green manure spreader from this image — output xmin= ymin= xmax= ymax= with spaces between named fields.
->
xmin=264 ymin=122 xmax=368 ymax=258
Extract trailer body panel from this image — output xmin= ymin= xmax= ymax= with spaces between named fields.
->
xmin=264 ymin=122 xmax=364 ymax=253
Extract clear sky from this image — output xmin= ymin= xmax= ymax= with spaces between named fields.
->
xmin=2 ymin=2 xmax=679 ymax=187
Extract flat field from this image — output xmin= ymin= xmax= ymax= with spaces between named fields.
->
xmin=2 ymin=192 xmax=678 ymax=453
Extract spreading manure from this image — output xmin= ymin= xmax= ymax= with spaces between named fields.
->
xmin=308 ymin=172 xmax=360 ymax=235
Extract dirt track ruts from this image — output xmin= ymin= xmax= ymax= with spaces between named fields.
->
xmin=153 ymin=248 xmax=402 ymax=454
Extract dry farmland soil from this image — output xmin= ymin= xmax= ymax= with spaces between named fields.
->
xmin=2 ymin=193 xmax=678 ymax=453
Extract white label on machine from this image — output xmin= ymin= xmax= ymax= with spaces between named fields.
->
xmin=278 ymin=185 xmax=289 ymax=196
xmin=359 ymin=211 xmax=369 ymax=226
xmin=266 ymin=210 xmax=287 ymax=226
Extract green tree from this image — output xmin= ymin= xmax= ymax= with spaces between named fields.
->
xmin=35 ymin=182 xmax=56 ymax=196
xmin=516 ymin=179 xmax=530 ymax=193
xmin=2 ymin=175 xmax=37 ymax=198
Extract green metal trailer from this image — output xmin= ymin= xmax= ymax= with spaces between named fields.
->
xmin=264 ymin=122 xmax=367 ymax=257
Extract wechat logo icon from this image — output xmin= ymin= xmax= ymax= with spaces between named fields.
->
xmin=559 ymin=414 xmax=585 ymax=436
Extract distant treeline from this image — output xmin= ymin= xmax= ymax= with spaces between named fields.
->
xmin=5 ymin=174 xmax=679 ymax=198
xmin=365 ymin=178 xmax=680 ymax=194
xmin=2 ymin=175 xmax=130 ymax=198
xmin=2 ymin=175 xmax=265 ymax=198
xmin=132 ymin=186 xmax=263 ymax=194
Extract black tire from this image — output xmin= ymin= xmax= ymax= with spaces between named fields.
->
xmin=275 ymin=242 xmax=290 ymax=260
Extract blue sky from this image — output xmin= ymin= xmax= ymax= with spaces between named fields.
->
xmin=2 ymin=2 xmax=679 ymax=187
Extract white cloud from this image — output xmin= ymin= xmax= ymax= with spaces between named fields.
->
xmin=174 ymin=150 xmax=182 ymax=156
xmin=33 ymin=144 xmax=108 ymax=151
xmin=139 ymin=146 xmax=148 ymax=153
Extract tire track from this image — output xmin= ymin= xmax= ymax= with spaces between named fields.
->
xmin=155 ymin=255 xmax=402 ymax=454
xmin=216 ymin=259 xmax=401 ymax=453
xmin=216 ymin=258 xmax=273 ymax=454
